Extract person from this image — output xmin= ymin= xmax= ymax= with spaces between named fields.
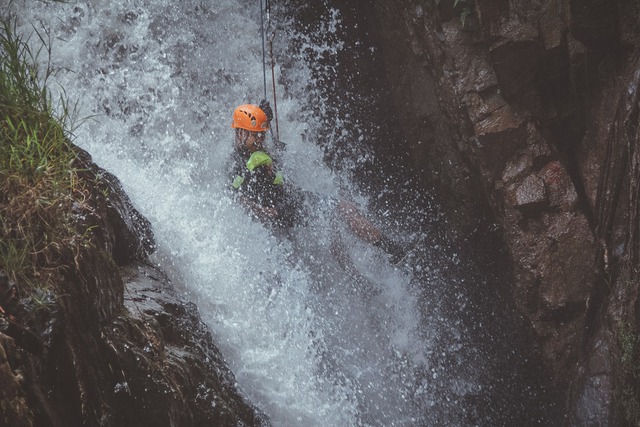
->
xmin=227 ymin=102 xmax=407 ymax=263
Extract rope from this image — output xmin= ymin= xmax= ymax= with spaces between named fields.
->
xmin=269 ymin=32 xmax=280 ymax=143
xmin=260 ymin=0 xmax=267 ymax=101
xmin=259 ymin=0 xmax=282 ymax=146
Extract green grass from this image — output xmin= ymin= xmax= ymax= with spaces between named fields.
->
xmin=618 ymin=320 xmax=640 ymax=425
xmin=0 ymin=18 xmax=89 ymax=291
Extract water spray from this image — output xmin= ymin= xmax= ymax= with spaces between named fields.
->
xmin=260 ymin=0 xmax=282 ymax=147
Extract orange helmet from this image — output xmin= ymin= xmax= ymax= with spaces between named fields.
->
xmin=231 ymin=104 xmax=269 ymax=132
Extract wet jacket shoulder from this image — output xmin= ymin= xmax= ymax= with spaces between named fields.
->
xmin=228 ymin=148 xmax=304 ymax=228
xmin=229 ymin=149 xmax=284 ymax=210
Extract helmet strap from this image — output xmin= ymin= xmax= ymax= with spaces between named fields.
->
xmin=234 ymin=129 xmax=247 ymax=151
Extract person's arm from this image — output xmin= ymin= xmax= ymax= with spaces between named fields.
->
xmin=336 ymin=200 xmax=381 ymax=243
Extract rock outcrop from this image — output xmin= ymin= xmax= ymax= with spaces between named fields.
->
xmin=0 ymin=148 xmax=268 ymax=427
xmin=369 ymin=0 xmax=640 ymax=424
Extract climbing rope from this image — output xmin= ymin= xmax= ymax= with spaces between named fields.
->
xmin=260 ymin=0 xmax=268 ymax=101
xmin=269 ymin=32 xmax=280 ymax=143
xmin=260 ymin=0 xmax=281 ymax=144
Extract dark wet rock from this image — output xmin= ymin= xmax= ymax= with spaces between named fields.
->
xmin=102 ymin=263 xmax=268 ymax=427
xmin=490 ymin=39 xmax=545 ymax=100
xmin=0 ymin=147 xmax=268 ymax=426
xmin=570 ymin=329 xmax=614 ymax=426
xmin=0 ymin=334 xmax=30 ymax=426
xmin=514 ymin=174 xmax=547 ymax=213
xmin=570 ymin=0 xmax=620 ymax=49
xmin=540 ymin=161 xmax=579 ymax=211
xmin=370 ymin=0 xmax=640 ymax=424
xmin=501 ymin=153 xmax=533 ymax=184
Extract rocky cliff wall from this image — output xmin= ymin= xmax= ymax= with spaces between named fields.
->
xmin=369 ymin=0 xmax=640 ymax=424
xmin=0 ymin=148 xmax=268 ymax=427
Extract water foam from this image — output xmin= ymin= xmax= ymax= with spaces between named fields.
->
xmin=13 ymin=1 xmax=433 ymax=425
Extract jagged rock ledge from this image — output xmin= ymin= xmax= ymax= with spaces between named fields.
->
xmin=368 ymin=0 xmax=640 ymax=424
xmin=0 ymin=148 xmax=269 ymax=427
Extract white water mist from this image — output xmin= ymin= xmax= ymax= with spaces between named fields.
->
xmin=13 ymin=1 xmax=439 ymax=425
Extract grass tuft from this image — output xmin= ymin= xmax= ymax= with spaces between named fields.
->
xmin=0 ymin=17 xmax=91 ymax=291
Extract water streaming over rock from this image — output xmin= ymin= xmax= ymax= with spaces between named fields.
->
xmin=12 ymin=1 xmax=559 ymax=425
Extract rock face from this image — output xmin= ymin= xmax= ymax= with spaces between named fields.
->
xmin=368 ymin=0 xmax=640 ymax=424
xmin=0 ymin=148 xmax=268 ymax=427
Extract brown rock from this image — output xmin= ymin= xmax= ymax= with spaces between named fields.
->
xmin=540 ymin=161 xmax=579 ymax=210
xmin=515 ymin=174 xmax=548 ymax=212
xmin=502 ymin=153 xmax=533 ymax=184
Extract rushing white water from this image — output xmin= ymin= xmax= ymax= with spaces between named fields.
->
xmin=10 ymin=1 xmax=518 ymax=426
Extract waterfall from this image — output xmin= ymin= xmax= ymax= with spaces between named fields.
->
xmin=11 ymin=0 xmax=558 ymax=425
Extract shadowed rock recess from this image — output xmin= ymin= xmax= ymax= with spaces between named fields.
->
xmin=0 ymin=147 xmax=268 ymax=427
xmin=366 ymin=0 xmax=640 ymax=424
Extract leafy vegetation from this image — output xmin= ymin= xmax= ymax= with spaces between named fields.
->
xmin=0 ymin=18 xmax=90 ymax=291
xmin=618 ymin=319 xmax=640 ymax=424
xmin=615 ymin=264 xmax=640 ymax=426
